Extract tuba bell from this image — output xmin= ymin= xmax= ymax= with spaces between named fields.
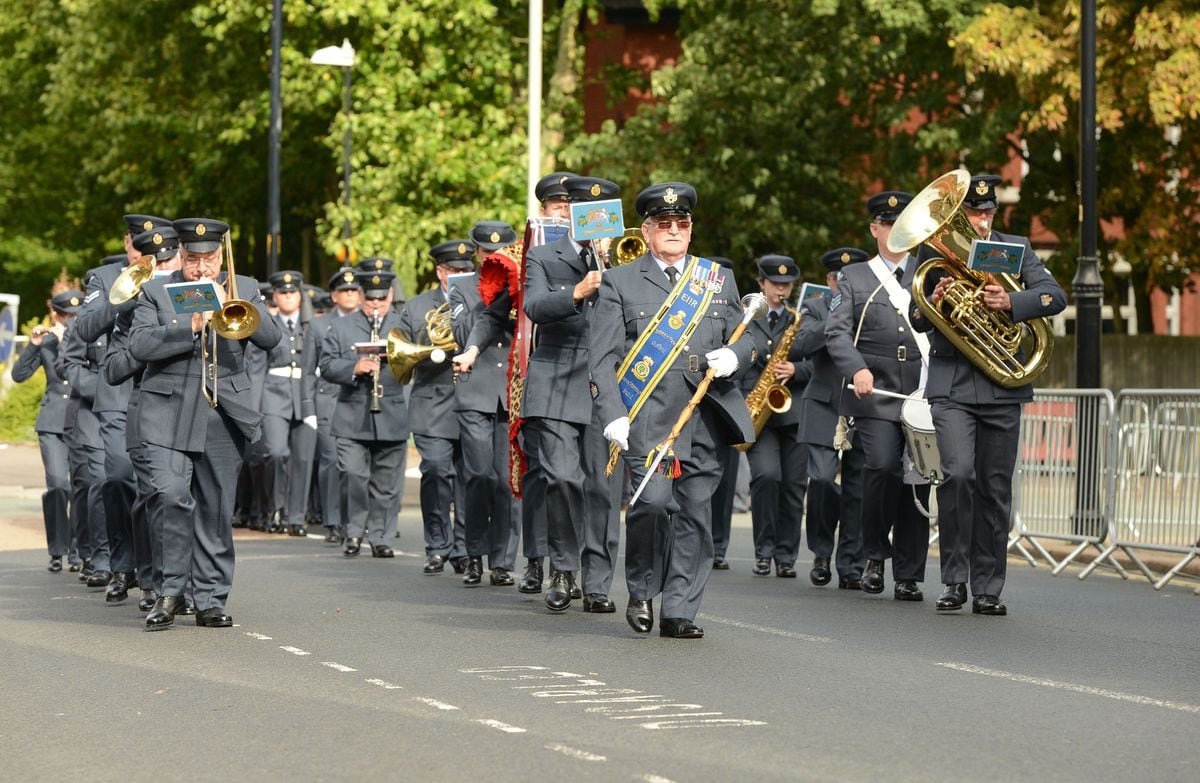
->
xmin=887 ymin=169 xmax=1053 ymax=389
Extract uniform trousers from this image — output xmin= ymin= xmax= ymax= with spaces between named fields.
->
xmin=623 ymin=405 xmax=723 ymax=622
xmin=129 ymin=444 xmax=162 ymax=593
xmin=710 ymin=442 xmax=738 ymax=560
xmin=747 ymin=424 xmax=807 ymax=566
xmin=853 ymin=416 xmax=929 ymax=581
xmin=336 ymin=438 xmax=404 ymax=546
xmin=314 ymin=405 xmax=342 ymax=529
xmin=931 ymin=400 xmax=1021 ymax=597
xmin=459 ymin=408 xmax=519 ymax=570
xmin=67 ymin=437 xmax=91 ymax=565
xmin=37 ymin=433 xmax=70 ymax=557
xmin=412 ymin=434 xmax=460 ymax=556
xmin=142 ymin=405 xmax=244 ymax=611
xmin=580 ymin=416 xmax=622 ymax=596
xmin=521 ymin=417 xmax=584 ymax=573
xmin=261 ymin=415 xmax=317 ymax=526
xmin=805 ymin=442 xmax=864 ymax=578
xmin=72 ymin=409 xmax=109 ymax=570
xmin=100 ymin=410 xmax=139 ymax=574
xmin=518 ymin=430 xmax=548 ymax=561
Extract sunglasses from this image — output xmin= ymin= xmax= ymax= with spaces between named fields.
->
xmin=651 ymin=218 xmax=693 ymax=231
xmin=363 ymin=294 xmax=388 ymax=301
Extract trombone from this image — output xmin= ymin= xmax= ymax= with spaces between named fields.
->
xmin=201 ymin=233 xmax=262 ymax=408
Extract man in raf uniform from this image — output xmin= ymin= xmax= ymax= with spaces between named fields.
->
xmin=797 ymin=248 xmax=868 ymax=589
xmin=742 ymin=255 xmax=811 ymax=578
xmin=129 ymin=217 xmax=280 ymax=629
xmin=319 ymin=270 xmax=409 ymax=557
xmin=12 ymin=290 xmax=80 ymax=572
xmin=826 ymin=191 xmax=930 ymax=601
xmin=397 ymin=242 xmax=473 ymax=573
xmin=591 ymin=182 xmax=757 ymax=638
xmin=911 ymin=173 xmax=1066 ymax=615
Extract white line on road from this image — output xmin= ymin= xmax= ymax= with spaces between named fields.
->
xmin=365 ymin=678 xmax=403 ymax=690
xmin=320 ymin=661 xmax=358 ymax=672
xmin=544 ymin=743 xmax=606 ymax=762
xmin=697 ymin=613 xmax=834 ymax=643
xmin=244 ymin=632 xmax=272 ymax=640
xmin=936 ymin=662 xmax=1200 ymax=714
xmin=475 ymin=718 xmax=527 ymax=734
xmin=413 ymin=697 xmax=459 ymax=711
xmin=637 ymin=775 xmax=678 ymax=783
xmin=279 ymin=646 xmax=311 ymax=656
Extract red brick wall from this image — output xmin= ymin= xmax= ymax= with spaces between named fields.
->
xmin=582 ymin=11 xmax=680 ymax=133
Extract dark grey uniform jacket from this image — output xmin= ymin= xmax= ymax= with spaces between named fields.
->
xmin=128 ymin=272 xmax=281 ymax=451
xmin=589 ymin=253 xmax=757 ymax=459
xmin=740 ymin=307 xmax=810 ymax=429
xmin=794 ymin=294 xmax=842 ymax=445
xmin=396 ymin=287 xmax=458 ymax=439
xmin=450 ymin=281 xmax=510 ymax=414
xmin=308 ymin=313 xmax=342 ymax=424
xmin=12 ymin=334 xmax=72 ymax=434
xmin=318 ymin=309 xmax=408 ymax=442
xmin=826 ymin=258 xmax=923 ymax=422
xmin=75 ymin=262 xmax=136 ymax=413
xmin=911 ymin=230 xmax=1067 ymax=404
xmin=247 ymin=312 xmax=317 ymax=421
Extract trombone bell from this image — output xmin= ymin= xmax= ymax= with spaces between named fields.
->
xmin=211 ymin=300 xmax=261 ymax=339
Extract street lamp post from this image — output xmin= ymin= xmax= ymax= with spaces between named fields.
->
xmin=267 ymin=0 xmax=282 ymax=276
xmin=311 ymin=39 xmax=357 ymax=253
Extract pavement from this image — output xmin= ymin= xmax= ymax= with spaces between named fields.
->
xmin=1 ymin=442 xmax=1199 ymax=781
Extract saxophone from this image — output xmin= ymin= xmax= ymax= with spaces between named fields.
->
xmin=738 ymin=306 xmax=801 ymax=450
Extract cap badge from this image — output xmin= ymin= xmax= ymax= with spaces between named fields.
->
xmin=664 ymin=187 xmax=678 ymax=205
xmin=590 ymin=184 xmax=601 ymax=197
xmin=142 ymin=219 xmax=153 ymax=231
xmin=1040 ymin=294 xmax=1053 ymax=307
xmin=70 ymin=296 xmax=80 ymax=306
xmin=887 ymin=195 xmax=898 ymax=208
xmin=559 ymin=175 xmax=569 ymax=185
xmin=307 ymin=289 xmax=314 ymax=297
xmin=840 ymin=252 xmax=850 ymax=263
xmin=152 ymin=233 xmax=163 ymax=246
xmin=372 ymin=275 xmax=381 ymax=285
xmin=490 ymin=231 xmax=500 ymax=243
xmin=457 ymin=243 xmax=468 ymax=255
xmin=343 ymin=271 xmax=354 ymax=283
xmin=374 ymin=259 xmax=384 ymax=269
xmin=777 ymin=264 xmax=788 ymax=275
xmin=283 ymin=273 xmax=293 ymax=283
xmin=975 ymin=181 xmax=989 ymax=196
xmin=195 ymin=223 xmax=207 ymax=236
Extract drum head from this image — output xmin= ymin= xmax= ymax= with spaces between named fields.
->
xmin=901 ymin=397 xmax=934 ymax=431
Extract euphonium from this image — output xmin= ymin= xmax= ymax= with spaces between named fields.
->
xmin=887 ymin=169 xmax=1053 ymax=389
xmin=738 ymin=305 xmax=801 ymax=450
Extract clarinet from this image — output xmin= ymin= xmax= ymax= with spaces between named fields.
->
xmin=369 ymin=314 xmax=383 ymax=414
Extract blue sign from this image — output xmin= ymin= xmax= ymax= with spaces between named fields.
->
xmin=0 ymin=307 xmax=15 ymax=365
xmin=570 ymin=198 xmax=624 ymax=242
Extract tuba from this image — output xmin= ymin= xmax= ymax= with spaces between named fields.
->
xmin=738 ymin=305 xmax=801 ymax=450
xmin=887 ymin=169 xmax=1053 ymax=389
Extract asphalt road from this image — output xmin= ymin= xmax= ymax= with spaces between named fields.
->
xmin=2 ymin=511 xmax=1198 ymax=782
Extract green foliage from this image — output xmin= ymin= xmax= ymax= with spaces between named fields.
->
xmin=0 ymin=369 xmax=44 ymax=444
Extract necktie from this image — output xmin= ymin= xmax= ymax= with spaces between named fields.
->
xmin=894 ymin=266 xmax=904 ymax=283
xmin=286 ymin=318 xmax=295 ymax=332
xmin=768 ymin=311 xmax=779 ymax=331
xmin=665 ymin=265 xmax=679 ymax=286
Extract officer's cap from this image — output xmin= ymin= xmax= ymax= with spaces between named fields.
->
xmin=758 ymin=255 xmax=799 ymax=283
xmin=535 ymin=172 xmax=577 ymax=203
xmin=360 ymin=257 xmax=394 ymax=273
xmin=123 ymin=214 xmax=172 ymax=236
xmin=50 ymin=289 xmax=84 ymax=314
xmin=328 ymin=266 xmax=361 ymax=292
xmin=430 ymin=240 xmax=476 ymax=270
xmin=963 ymin=174 xmax=1003 ymax=210
xmin=821 ymin=247 xmax=869 ymax=272
xmin=269 ymin=270 xmax=303 ymax=293
xmin=470 ymin=221 xmax=518 ymax=252
xmin=131 ymin=227 xmax=180 ymax=262
xmin=357 ymin=269 xmax=395 ymax=299
xmin=636 ymin=182 xmax=697 ymax=219
xmin=563 ymin=176 xmax=620 ymax=204
xmin=867 ymin=192 xmax=913 ymax=223
xmin=258 ymin=281 xmax=274 ymax=302
xmin=172 ymin=218 xmax=230 ymax=253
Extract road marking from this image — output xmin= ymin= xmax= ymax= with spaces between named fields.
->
xmin=544 ymin=743 xmax=605 ymax=762
xmin=936 ymin=662 xmax=1200 ymax=714
xmin=414 ymin=697 xmax=459 ymax=711
xmin=639 ymin=718 xmax=768 ymax=729
xmin=475 ymin=718 xmax=526 ymax=734
xmin=320 ymin=661 xmax=357 ymax=672
xmin=279 ymin=646 xmax=310 ymax=656
xmin=637 ymin=775 xmax=678 ymax=783
xmin=365 ymin=678 xmax=403 ymax=690
xmin=697 ymin=613 xmax=833 ymax=643
xmin=244 ymin=632 xmax=272 ymax=640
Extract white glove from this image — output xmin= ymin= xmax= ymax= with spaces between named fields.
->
xmin=705 ymin=347 xmax=738 ymax=378
xmin=603 ymin=417 xmax=630 ymax=452
xmin=303 ymin=415 xmax=318 ymax=431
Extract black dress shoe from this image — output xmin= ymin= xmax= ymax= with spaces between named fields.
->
xmin=810 ymin=556 xmax=832 ymax=586
xmin=78 ymin=559 xmax=94 ymax=580
xmin=972 ymin=594 xmax=1007 ymax=616
xmin=145 ymin=595 xmax=185 ymax=630
xmin=105 ymin=572 xmax=133 ymax=603
xmin=582 ymin=593 xmax=616 ymax=613
xmin=86 ymin=569 xmax=113 ymax=589
xmin=423 ymin=554 xmax=446 ymax=573
xmin=343 ymin=537 xmax=362 ymax=556
xmin=626 ymin=598 xmax=653 ymax=633
xmin=137 ymin=590 xmax=158 ymax=613
xmin=451 ymin=557 xmax=469 ymax=575
xmin=861 ymin=559 xmax=885 ymax=594
xmin=288 ymin=525 xmax=307 ymax=537
xmin=68 ymin=561 xmax=82 ymax=573
xmin=371 ymin=544 xmax=394 ymax=558
xmin=659 ymin=618 xmax=704 ymax=638
xmin=177 ymin=599 xmax=196 ymax=616
xmin=324 ymin=528 xmax=343 ymax=544
xmin=567 ymin=571 xmax=582 ymax=600
xmin=195 ymin=607 xmax=234 ymax=627
xmin=936 ymin=583 xmax=967 ymax=611
xmin=266 ymin=522 xmax=284 ymax=534
xmin=776 ymin=563 xmax=797 ymax=578
xmin=48 ymin=557 xmax=62 ymax=573
xmin=712 ymin=555 xmax=730 ymax=571
xmin=838 ymin=575 xmax=862 ymax=590
xmin=893 ymin=580 xmax=924 ymax=601
xmin=544 ymin=571 xmax=571 ymax=611
xmin=462 ymin=556 xmax=483 ymax=585
xmin=489 ymin=568 xmax=514 ymax=586
xmin=752 ymin=558 xmax=771 ymax=576
xmin=517 ymin=558 xmax=543 ymax=593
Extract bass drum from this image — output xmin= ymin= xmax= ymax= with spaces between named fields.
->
xmin=900 ymin=397 xmax=944 ymax=486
